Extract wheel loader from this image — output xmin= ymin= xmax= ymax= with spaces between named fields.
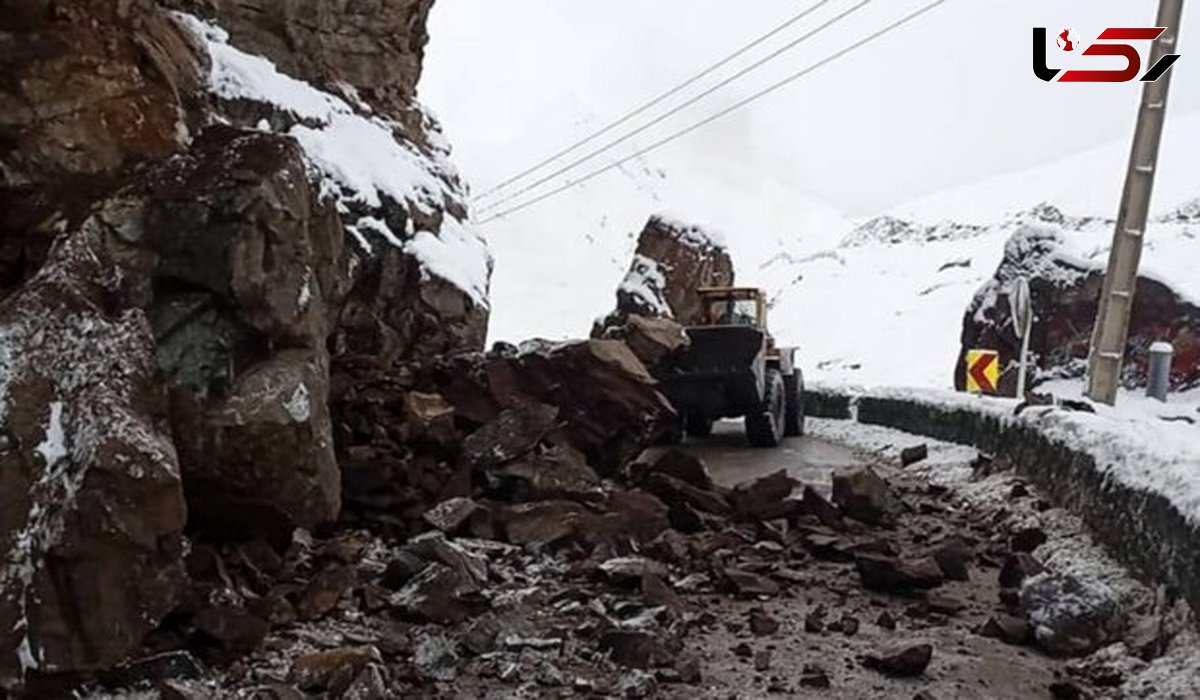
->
xmin=658 ymin=287 xmax=804 ymax=447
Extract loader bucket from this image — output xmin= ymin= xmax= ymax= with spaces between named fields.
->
xmin=657 ymin=325 xmax=767 ymax=420
xmin=678 ymin=326 xmax=766 ymax=374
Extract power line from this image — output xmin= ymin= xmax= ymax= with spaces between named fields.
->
xmin=477 ymin=0 xmax=950 ymax=225
xmin=473 ymin=0 xmax=836 ymax=202
xmin=475 ymin=0 xmax=876 ymax=214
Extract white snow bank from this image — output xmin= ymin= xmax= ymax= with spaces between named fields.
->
xmin=177 ymin=14 xmax=492 ymax=307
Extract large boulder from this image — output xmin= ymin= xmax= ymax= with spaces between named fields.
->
xmin=956 ymin=209 xmax=1200 ymax=394
xmin=147 ymin=128 xmax=344 ymax=540
xmin=596 ymin=215 xmax=734 ymax=332
xmin=0 ymin=217 xmax=187 ymax=686
xmin=0 ymin=0 xmax=205 ymax=295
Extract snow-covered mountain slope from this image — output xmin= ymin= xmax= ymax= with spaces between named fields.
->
xmin=893 ymin=109 xmax=1200 ymax=225
xmin=769 ymin=202 xmax=1200 ymax=390
xmin=484 ymin=109 xmax=1200 ymax=395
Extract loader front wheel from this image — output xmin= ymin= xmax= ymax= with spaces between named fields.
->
xmin=746 ymin=369 xmax=785 ymax=448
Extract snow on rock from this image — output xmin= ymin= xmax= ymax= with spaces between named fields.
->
xmin=770 ymin=199 xmax=1200 ymax=390
xmin=595 ymin=214 xmax=735 ymax=334
xmin=0 ymin=222 xmax=187 ymax=683
xmin=177 ymin=14 xmax=491 ymax=308
xmin=617 ymin=255 xmax=671 ymax=317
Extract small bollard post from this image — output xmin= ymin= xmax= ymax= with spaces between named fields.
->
xmin=1147 ymin=341 xmax=1174 ymax=402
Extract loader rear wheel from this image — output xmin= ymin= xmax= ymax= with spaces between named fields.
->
xmin=685 ymin=413 xmax=714 ymax=438
xmin=784 ymin=372 xmax=805 ymax=437
xmin=746 ymin=369 xmax=785 ymax=448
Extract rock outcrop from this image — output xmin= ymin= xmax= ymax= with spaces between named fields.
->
xmin=956 ymin=213 xmax=1200 ymax=395
xmin=1 ymin=0 xmax=491 ymax=685
xmin=595 ymin=215 xmax=734 ymax=333
xmin=0 ymin=213 xmax=187 ymax=683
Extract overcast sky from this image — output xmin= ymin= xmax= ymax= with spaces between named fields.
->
xmin=422 ymin=0 xmax=1198 ymax=217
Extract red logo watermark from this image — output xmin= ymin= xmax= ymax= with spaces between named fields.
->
xmin=1033 ymin=27 xmax=1181 ymax=83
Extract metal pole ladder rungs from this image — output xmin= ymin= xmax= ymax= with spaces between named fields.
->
xmin=1085 ymin=0 xmax=1185 ymax=406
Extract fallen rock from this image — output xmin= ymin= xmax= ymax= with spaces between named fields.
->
xmin=748 ymin=609 xmax=780 ymax=636
xmin=597 ymin=490 xmax=671 ymax=543
xmin=799 ymin=486 xmax=845 ymax=529
xmin=675 ymin=653 xmax=702 ymax=684
xmin=999 ymin=553 xmax=1046 ymax=589
xmin=642 ymin=571 xmax=684 ymax=612
xmin=97 ymin=651 xmax=204 ymax=692
xmin=603 ymin=315 xmax=690 ymax=371
xmin=192 ymin=604 xmax=270 ymax=656
xmin=931 ymin=537 xmax=973 ymax=581
xmin=296 ymin=565 xmax=357 ymax=621
xmin=459 ymin=403 xmax=559 ymax=471
xmin=864 ymin=642 xmax=933 ymax=677
xmin=645 ymin=473 xmax=730 ymax=516
xmin=641 ymin=449 xmax=715 ymax=490
xmin=499 ymin=501 xmax=588 ymax=547
xmin=832 ymin=466 xmax=901 ymax=525
xmin=494 ymin=438 xmax=600 ymax=500
xmin=1011 ymin=526 xmax=1048 ymax=553
xmin=977 ymin=615 xmax=1032 ymax=646
xmin=900 ymin=444 xmax=929 ymax=467
xmin=729 ymin=469 xmax=799 ymax=522
xmin=618 ymin=669 xmax=659 ymax=698
xmin=423 ymin=497 xmax=492 ymax=538
xmin=380 ymin=551 xmax=428 ymax=591
xmin=413 ymin=634 xmax=459 ymax=682
xmin=800 ymin=663 xmax=831 ymax=689
xmin=403 ymin=532 xmax=488 ymax=592
xmin=461 ymin=614 xmax=501 ymax=656
xmin=926 ymin=592 xmax=966 ymax=616
xmin=722 ymin=568 xmax=781 ymax=597
xmin=754 ymin=649 xmax=772 ymax=672
xmin=388 ymin=563 xmax=475 ymax=624
xmin=1020 ymin=572 xmax=1125 ymax=657
xmin=599 ymin=630 xmax=681 ymax=670
xmin=289 ymin=646 xmax=382 ymax=693
xmin=599 ymin=557 xmax=668 ymax=586
xmin=855 ymin=554 xmax=945 ymax=592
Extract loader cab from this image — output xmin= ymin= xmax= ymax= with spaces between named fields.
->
xmin=698 ymin=287 xmax=768 ymax=330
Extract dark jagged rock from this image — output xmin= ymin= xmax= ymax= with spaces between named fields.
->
xmin=832 ymin=466 xmax=901 ymax=526
xmin=729 ymin=470 xmax=799 ymax=522
xmin=864 ymin=642 xmax=933 ymax=677
xmin=999 ymin=553 xmax=1046 ymax=589
xmin=594 ymin=215 xmax=734 ymax=331
xmin=956 ymin=221 xmax=1200 ymax=393
xmin=855 ymin=554 xmax=945 ymax=592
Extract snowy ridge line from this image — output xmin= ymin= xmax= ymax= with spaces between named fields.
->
xmin=806 ymin=381 xmax=1200 ymax=621
xmin=175 ymin=13 xmax=491 ymax=308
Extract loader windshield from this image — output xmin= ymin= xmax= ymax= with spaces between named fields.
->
xmin=705 ymin=298 xmax=758 ymax=327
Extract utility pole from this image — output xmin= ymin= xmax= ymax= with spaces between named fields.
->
xmin=1086 ymin=0 xmax=1185 ymax=405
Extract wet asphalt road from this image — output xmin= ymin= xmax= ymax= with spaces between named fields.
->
xmin=647 ymin=419 xmax=866 ymax=492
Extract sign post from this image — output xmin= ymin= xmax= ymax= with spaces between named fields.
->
xmin=1011 ymin=277 xmax=1034 ymax=398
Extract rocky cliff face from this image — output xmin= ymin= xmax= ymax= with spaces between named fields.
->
xmin=0 ymin=0 xmax=490 ymax=685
